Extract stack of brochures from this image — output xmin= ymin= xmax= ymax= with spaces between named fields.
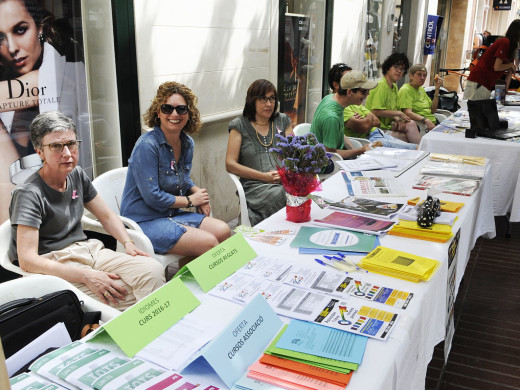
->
xmin=247 ymin=320 xmax=367 ymax=389
xmin=359 ymin=246 xmax=440 ymax=282
xmin=429 ymin=153 xmax=486 ymax=166
xmin=358 ymin=147 xmax=430 ymax=176
xmin=413 ymin=175 xmax=480 ymax=196
xmin=419 ymin=160 xmax=486 ymax=180
xmin=388 ymin=220 xmax=453 ymax=242
xmin=290 ymin=226 xmax=377 ymax=253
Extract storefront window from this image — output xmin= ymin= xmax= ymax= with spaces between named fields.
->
xmin=280 ymin=0 xmax=328 ymax=125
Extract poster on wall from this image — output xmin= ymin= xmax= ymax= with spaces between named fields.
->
xmin=493 ymin=0 xmax=512 ymax=10
xmin=283 ymin=14 xmax=310 ymax=126
xmin=0 ymin=0 xmax=91 ymax=223
xmin=423 ymin=15 xmax=443 ymax=56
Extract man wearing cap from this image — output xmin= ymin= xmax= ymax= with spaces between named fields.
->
xmin=342 ymin=71 xmax=417 ymax=150
xmin=310 ymin=69 xmax=379 ymax=159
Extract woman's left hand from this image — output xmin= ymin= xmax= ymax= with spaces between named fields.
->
xmin=124 ymin=241 xmax=151 ymax=257
xmin=198 ymin=203 xmax=211 ymax=216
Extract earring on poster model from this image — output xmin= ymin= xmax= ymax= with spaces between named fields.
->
xmin=38 ymin=33 xmax=44 ymax=44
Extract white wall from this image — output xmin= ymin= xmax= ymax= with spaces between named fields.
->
xmin=331 ymin=0 xmax=367 ymax=73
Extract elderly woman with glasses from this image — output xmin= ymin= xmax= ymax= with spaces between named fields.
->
xmin=365 ymin=53 xmax=421 ymax=144
xmin=8 ymin=111 xmax=165 ymax=310
xmin=121 ymin=81 xmax=230 ymax=258
xmin=398 ymin=64 xmax=444 ymax=132
xmin=225 ymin=79 xmax=293 ymax=226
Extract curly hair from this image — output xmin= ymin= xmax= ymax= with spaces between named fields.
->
xmin=144 ymin=81 xmax=202 ymax=134
xmin=243 ymin=79 xmax=279 ymax=122
xmin=328 ymin=63 xmax=352 ymax=91
xmin=381 ymin=52 xmax=410 ymax=76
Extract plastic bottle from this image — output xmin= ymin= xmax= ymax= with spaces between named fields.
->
xmin=495 ymin=86 xmax=503 ymax=108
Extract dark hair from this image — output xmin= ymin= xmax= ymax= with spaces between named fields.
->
xmin=328 ymin=63 xmax=352 ymax=90
xmin=381 ymin=52 xmax=410 ymax=75
xmin=505 ymin=19 xmax=520 ymax=58
xmin=144 ymin=81 xmax=202 ymax=134
xmin=243 ymin=79 xmax=279 ymax=122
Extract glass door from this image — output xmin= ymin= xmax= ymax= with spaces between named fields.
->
xmin=279 ymin=0 xmax=329 ymax=125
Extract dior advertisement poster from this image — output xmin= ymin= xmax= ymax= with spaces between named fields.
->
xmin=0 ymin=0 xmax=91 ymax=223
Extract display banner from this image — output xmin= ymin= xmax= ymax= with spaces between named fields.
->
xmin=0 ymin=0 xmax=92 ymax=223
xmin=423 ymin=15 xmax=444 ymax=55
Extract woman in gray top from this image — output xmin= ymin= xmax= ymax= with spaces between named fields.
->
xmin=226 ymin=79 xmax=293 ymax=226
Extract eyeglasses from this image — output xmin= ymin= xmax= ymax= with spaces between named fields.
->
xmin=257 ymin=96 xmax=277 ymax=104
xmin=393 ymin=65 xmax=406 ymax=72
xmin=42 ymin=140 xmax=81 ymax=153
xmin=160 ymin=104 xmax=189 ymax=115
xmin=352 ymin=88 xmax=369 ymax=95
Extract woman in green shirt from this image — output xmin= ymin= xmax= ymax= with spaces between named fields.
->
xmin=398 ymin=64 xmax=443 ymax=132
xmin=365 ymin=53 xmax=421 ymax=144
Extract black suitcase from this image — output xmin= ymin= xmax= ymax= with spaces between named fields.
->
xmin=0 ymin=290 xmax=84 ymax=359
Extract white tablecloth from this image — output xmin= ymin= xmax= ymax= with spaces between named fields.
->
xmin=86 ymin=160 xmax=496 ymax=390
xmin=419 ymin=126 xmax=520 ymax=222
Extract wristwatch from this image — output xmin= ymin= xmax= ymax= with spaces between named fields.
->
xmin=421 ymin=117 xmax=426 ymax=124
xmin=186 ymin=195 xmax=193 ymax=208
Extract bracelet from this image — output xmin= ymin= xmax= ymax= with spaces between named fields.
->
xmin=123 ymin=240 xmax=135 ymax=247
xmin=186 ymin=195 xmax=193 ymax=208
xmin=434 ymin=94 xmax=439 ymax=97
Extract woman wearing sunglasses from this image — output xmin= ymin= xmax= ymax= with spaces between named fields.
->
xmin=365 ymin=53 xmax=421 ymax=144
xmin=225 ymin=79 xmax=293 ymax=226
xmin=121 ymin=81 xmax=230 ymax=258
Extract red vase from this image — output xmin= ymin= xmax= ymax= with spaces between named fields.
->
xmin=286 ymin=197 xmax=312 ymax=222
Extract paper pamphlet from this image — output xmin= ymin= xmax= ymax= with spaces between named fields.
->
xmin=276 ymin=320 xmax=367 ymax=364
xmin=175 ymin=233 xmax=257 ymax=292
xmin=398 ymin=204 xmax=457 ymax=226
xmin=413 ymin=175 xmax=480 ymax=196
xmin=342 ymin=171 xmax=407 ymax=197
xmin=209 ymin=257 xmax=401 ymax=339
xmin=290 ymin=226 xmax=377 ymax=253
xmin=313 ymin=211 xmax=396 ymax=235
xmin=90 ymin=277 xmax=201 ymax=357
xmin=6 ymin=322 xmax=71 ymax=377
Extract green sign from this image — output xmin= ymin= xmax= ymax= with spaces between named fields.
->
xmin=175 ymin=233 xmax=257 ymax=292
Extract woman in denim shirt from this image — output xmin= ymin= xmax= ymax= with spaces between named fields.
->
xmin=121 ymin=81 xmax=230 ymax=256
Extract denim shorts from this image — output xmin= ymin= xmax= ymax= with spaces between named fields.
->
xmin=138 ymin=211 xmax=206 ymax=254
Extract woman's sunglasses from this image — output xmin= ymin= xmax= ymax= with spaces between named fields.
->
xmin=160 ymin=104 xmax=189 ymax=115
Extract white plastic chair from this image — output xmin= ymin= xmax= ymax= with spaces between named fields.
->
xmin=227 ymin=172 xmax=251 ymax=227
xmin=91 ymin=167 xmax=182 ymax=273
xmin=0 ymin=275 xmax=121 ymax=322
xmin=293 ymin=123 xmax=312 ymax=136
xmin=0 ymin=220 xmax=122 ymax=322
xmin=347 ymin=137 xmax=370 ymax=149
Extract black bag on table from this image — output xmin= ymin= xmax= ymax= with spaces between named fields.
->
xmin=0 ymin=290 xmax=84 ymax=359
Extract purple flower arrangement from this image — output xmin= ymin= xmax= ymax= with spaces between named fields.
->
xmin=269 ymin=133 xmax=331 ymax=174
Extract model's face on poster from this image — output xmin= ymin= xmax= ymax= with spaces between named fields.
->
xmin=0 ymin=0 xmax=43 ymax=76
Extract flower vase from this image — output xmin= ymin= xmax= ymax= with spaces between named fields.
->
xmin=278 ymin=169 xmax=321 ymax=223
xmin=285 ymin=191 xmax=312 ymax=222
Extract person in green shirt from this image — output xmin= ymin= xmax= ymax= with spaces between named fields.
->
xmin=365 ymin=53 xmax=421 ymax=144
xmin=311 ymin=68 xmax=380 ymax=159
xmin=398 ymin=64 xmax=443 ymax=132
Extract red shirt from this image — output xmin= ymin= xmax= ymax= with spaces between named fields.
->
xmin=468 ymin=37 xmax=512 ymax=90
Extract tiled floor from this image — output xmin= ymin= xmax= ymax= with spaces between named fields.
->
xmin=426 ymin=216 xmax=520 ymax=389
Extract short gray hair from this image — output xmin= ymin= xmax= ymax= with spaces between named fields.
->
xmin=409 ymin=64 xmax=427 ymax=75
xmin=30 ymin=111 xmax=77 ymax=149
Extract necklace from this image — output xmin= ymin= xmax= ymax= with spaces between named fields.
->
xmin=254 ymin=121 xmax=274 ymax=148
